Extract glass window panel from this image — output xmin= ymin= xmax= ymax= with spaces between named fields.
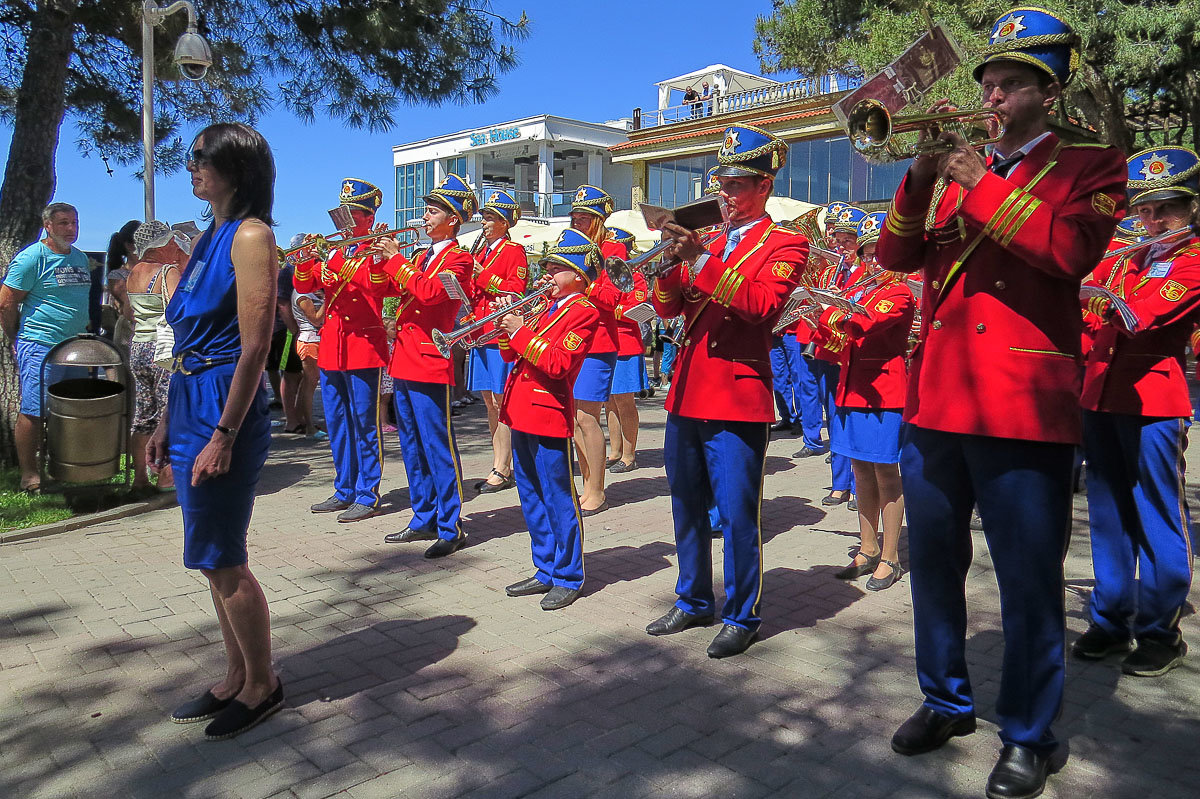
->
xmin=830 ymin=138 xmax=851 ymax=201
xmin=810 ymin=140 xmax=830 ymax=205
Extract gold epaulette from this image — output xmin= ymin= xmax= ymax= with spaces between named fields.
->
xmin=1062 ymin=142 xmax=1113 ymax=149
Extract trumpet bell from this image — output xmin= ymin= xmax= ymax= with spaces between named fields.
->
xmin=847 ymin=99 xmax=893 ymax=153
xmin=847 ymin=99 xmax=1002 ymax=163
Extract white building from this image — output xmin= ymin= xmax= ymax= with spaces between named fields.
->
xmin=392 ymin=114 xmax=633 ymax=228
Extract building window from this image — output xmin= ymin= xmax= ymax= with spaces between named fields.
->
xmin=396 ymin=160 xmax=436 ymax=228
xmin=446 ymin=156 xmax=466 ymax=180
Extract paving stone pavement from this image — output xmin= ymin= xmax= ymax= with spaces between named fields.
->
xmin=1 ymin=393 xmax=1198 ymax=799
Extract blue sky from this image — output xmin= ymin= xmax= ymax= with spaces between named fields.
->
xmin=0 ymin=1 xmax=800 ymax=252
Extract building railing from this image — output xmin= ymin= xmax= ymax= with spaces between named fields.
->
xmin=634 ymin=75 xmax=861 ymax=130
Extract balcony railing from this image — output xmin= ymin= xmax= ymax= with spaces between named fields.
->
xmin=634 ymin=75 xmax=861 ymax=130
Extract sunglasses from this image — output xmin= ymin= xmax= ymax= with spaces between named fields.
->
xmin=187 ymin=148 xmax=212 ymax=168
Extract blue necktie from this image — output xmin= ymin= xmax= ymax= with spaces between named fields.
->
xmin=722 ymin=228 xmax=742 ymax=260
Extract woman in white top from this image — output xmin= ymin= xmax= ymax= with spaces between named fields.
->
xmin=125 ymin=221 xmax=186 ymax=491
xmin=291 ymin=288 xmax=326 ymax=438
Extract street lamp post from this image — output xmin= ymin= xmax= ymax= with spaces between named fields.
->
xmin=141 ymin=0 xmax=212 ymax=222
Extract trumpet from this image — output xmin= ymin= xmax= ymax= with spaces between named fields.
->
xmin=605 ymin=230 xmax=724 ymax=292
xmin=1104 ymin=226 xmax=1192 ymax=260
xmin=277 ymin=226 xmax=422 ymax=264
xmin=846 ymin=98 xmax=1002 ymax=163
xmin=432 ymin=284 xmax=555 ymax=358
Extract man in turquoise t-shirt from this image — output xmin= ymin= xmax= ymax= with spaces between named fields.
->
xmin=0 ymin=202 xmax=91 ymax=491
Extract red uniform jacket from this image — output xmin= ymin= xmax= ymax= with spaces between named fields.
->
xmin=470 ymin=237 xmax=528 ymax=338
xmin=384 ymin=242 xmax=473 ymax=385
xmin=498 ymin=294 xmax=600 ymax=437
xmin=652 ymin=217 xmax=807 ymax=422
xmin=811 ymin=256 xmax=858 ymax=363
xmin=817 ymin=274 xmax=915 ymax=409
xmin=876 ymin=134 xmax=1127 ymax=444
xmin=1081 ymin=236 xmax=1200 ymax=417
xmin=614 ymin=270 xmax=650 ymax=356
xmin=293 ymin=245 xmax=390 ymax=371
xmin=1081 ymin=236 xmax=1134 ymax=354
xmin=584 ymin=239 xmax=627 ymax=355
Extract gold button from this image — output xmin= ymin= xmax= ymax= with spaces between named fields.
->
xmin=683 ymin=338 xmax=691 ymax=346
xmin=976 ymin=324 xmax=986 ymax=333
xmin=1109 ymin=347 xmax=1115 ymax=355
xmin=724 ymin=315 xmax=732 ymax=321
xmin=344 ymin=316 xmax=350 ymax=321
xmin=932 ymin=320 xmax=942 ymax=330
xmin=932 ymin=280 xmax=941 ymax=290
xmin=994 ymin=281 xmax=1006 ymax=290
xmin=710 ymin=341 xmax=717 ymax=348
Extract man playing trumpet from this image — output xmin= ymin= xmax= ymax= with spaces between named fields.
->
xmin=876 ymin=9 xmax=1127 ymax=797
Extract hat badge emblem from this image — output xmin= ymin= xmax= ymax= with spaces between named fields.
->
xmin=722 ymin=130 xmax=741 ymax=154
xmin=992 ymin=14 xmax=1026 ymax=44
xmin=575 ymin=188 xmax=588 ymax=203
xmin=1140 ymin=152 xmax=1172 ymax=180
xmin=489 ymin=192 xmax=500 ymax=203
xmin=341 ymin=182 xmax=354 ymax=197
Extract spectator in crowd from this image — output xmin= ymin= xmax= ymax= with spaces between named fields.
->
xmin=700 ymin=82 xmax=713 ymax=116
xmin=0 ymin=202 xmax=92 ymax=493
xmin=292 ymin=284 xmax=326 ymax=440
xmin=125 ymin=221 xmax=185 ymax=492
xmin=105 ymin=220 xmax=140 ymax=346
xmin=268 ymin=259 xmax=303 ymax=431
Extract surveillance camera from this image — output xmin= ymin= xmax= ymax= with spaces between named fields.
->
xmin=173 ymin=31 xmax=212 ymax=81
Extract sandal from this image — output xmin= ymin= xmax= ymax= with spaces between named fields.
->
xmin=866 ymin=559 xmax=904 ymax=592
xmin=20 ymin=482 xmax=41 ymax=496
xmin=475 ymin=469 xmax=515 ymax=494
xmin=834 ymin=549 xmax=881 ymax=580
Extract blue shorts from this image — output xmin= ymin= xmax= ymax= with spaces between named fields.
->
xmin=573 ymin=352 xmax=618 ymax=402
xmin=16 ymin=338 xmax=86 ymax=417
xmin=610 ymin=354 xmax=648 ymax=395
xmin=168 ymin=363 xmax=272 ymax=570
xmin=831 ymin=407 xmax=904 ymax=464
xmin=467 ymin=345 xmax=513 ymax=395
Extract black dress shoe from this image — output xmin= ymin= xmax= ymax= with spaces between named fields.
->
xmin=834 ymin=550 xmax=881 ymax=580
xmin=540 ymin=586 xmax=581 ymax=610
xmin=1070 ymin=623 xmax=1134 ymax=660
xmin=171 ymin=690 xmax=235 ymax=724
xmin=891 ymin=706 xmax=976 ymax=755
xmin=580 ymin=501 xmax=609 ymax=517
xmin=506 ymin=576 xmax=552 ymax=597
xmin=475 ymin=469 xmax=515 ymax=494
xmin=770 ymin=420 xmax=792 ymax=432
xmin=424 ymin=534 xmax=467 ymax=559
xmin=793 ymin=446 xmax=825 ymax=458
xmin=847 ymin=497 xmax=858 ymax=512
xmin=865 ymin=559 xmax=903 ymax=591
xmin=985 ymin=744 xmax=1061 ymax=799
xmin=608 ymin=460 xmax=636 ymax=473
xmin=311 ymin=495 xmax=352 ymax=513
xmin=1121 ymin=638 xmax=1187 ymax=676
xmin=821 ymin=492 xmax=849 ymax=506
xmin=707 ymin=624 xmax=757 ymax=658
xmin=204 ymin=680 xmax=284 ymax=740
xmin=646 ymin=607 xmax=714 ymax=636
xmin=384 ymin=527 xmax=437 ymax=544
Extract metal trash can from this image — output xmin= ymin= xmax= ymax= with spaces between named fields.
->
xmin=41 ymin=335 xmax=132 ymax=485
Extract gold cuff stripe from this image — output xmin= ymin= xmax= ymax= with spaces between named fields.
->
xmin=990 ymin=194 xmax=1036 ymax=245
xmin=1000 ymin=197 xmax=1043 ymax=247
xmin=885 ymin=208 xmax=924 ymax=237
xmin=713 ymin=267 xmax=738 ymax=305
xmin=716 ymin=273 xmax=745 ymax=307
xmin=983 ymin=189 xmax=1028 ymax=241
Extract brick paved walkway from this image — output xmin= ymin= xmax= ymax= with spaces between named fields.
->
xmin=1 ymin=395 xmax=1197 ymax=798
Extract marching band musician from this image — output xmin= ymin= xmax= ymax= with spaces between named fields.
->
xmin=817 ymin=211 xmax=914 ymax=591
xmin=647 ymin=124 xmax=807 ymax=658
xmin=809 ymin=203 xmax=864 ymax=509
xmin=875 ymin=9 xmax=1127 ymax=797
xmin=495 ymin=229 xmax=602 ymax=611
xmin=605 ymin=226 xmax=649 ymax=473
xmin=294 ymin=179 xmax=390 ymax=523
xmin=468 ymin=190 xmax=528 ymax=495
xmin=1073 ymin=147 xmax=1200 ymax=677
xmin=376 ymin=175 xmax=475 ymax=558
xmin=566 ymin=185 xmax=625 ymax=515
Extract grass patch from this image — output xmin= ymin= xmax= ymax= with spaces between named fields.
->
xmin=0 ymin=467 xmax=72 ymax=533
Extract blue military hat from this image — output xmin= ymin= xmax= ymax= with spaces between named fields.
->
xmin=856 ymin=211 xmax=887 ymax=249
xmin=1112 ymin=216 xmax=1147 ymax=243
xmin=423 ymin=174 xmax=479 ymax=224
xmin=340 ymin=178 xmax=383 ymax=213
xmin=1126 ymin=146 xmax=1200 ymax=208
xmin=824 ymin=201 xmax=848 ymax=230
xmin=540 ymin=228 xmax=600 ymax=284
xmin=714 ymin=124 xmax=788 ymax=179
xmin=703 ymin=166 xmax=722 ymax=195
xmin=607 ymin=227 xmax=635 ymax=247
xmin=974 ymin=7 xmax=1080 ymax=86
xmin=481 ymin=189 xmax=521 ymax=226
xmin=571 ymin=185 xmax=615 ymax=219
xmin=830 ymin=205 xmax=866 ymax=235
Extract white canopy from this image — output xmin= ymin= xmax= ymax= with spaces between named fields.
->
xmin=655 ymin=64 xmax=779 ymax=110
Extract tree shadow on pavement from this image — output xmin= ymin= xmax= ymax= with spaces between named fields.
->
xmin=580 ymin=541 xmax=676 ymax=597
xmin=760 ymin=565 xmax=864 ymax=639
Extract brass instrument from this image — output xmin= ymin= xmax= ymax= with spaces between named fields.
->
xmin=846 ymin=99 xmax=1003 ymax=163
xmin=277 ymin=226 xmax=422 ymax=265
xmin=604 ymin=230 xmax=724 ymax=292
xmin=1104 ymin=226 xmax=1192 ymax=260
xmin=432 ymin=284 xmax=555 ymax=358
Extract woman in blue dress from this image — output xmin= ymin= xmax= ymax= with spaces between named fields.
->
xmin=147 ymin=122 xmax=283 ymax=739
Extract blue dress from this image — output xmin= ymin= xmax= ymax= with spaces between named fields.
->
xmin=166 ymin=220 xmax=271 ymax=570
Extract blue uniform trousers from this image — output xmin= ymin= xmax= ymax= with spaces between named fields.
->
xmin=660 ymin=341 xmax=678 ymax=381
xmin=769 ymin=336 xmax=799 ymax=426
xmin=900 ymin=424 xmax=1073 ymax=754
xmin=512 ymin=430 xmax=585 ymax=589
xmin=1081 ymin=411 xmax=1193 ymax=645
xmin=320 ymin=368 xmax=383 ymax=507
xmin=784 ymin=334 xmax=824 ymax=451
xmin=393 ymin=379 xmax=465 ymax=540
xmin=664 ymin=413 xmax=769 ymax=630
xmin=812 ymin=359 xmax=854 ymax=492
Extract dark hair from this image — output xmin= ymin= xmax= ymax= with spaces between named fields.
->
xmin=106 ymin=219 xmax=140 ymax=271
xmin=192 ymin=122 xmax=276 ymax=225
